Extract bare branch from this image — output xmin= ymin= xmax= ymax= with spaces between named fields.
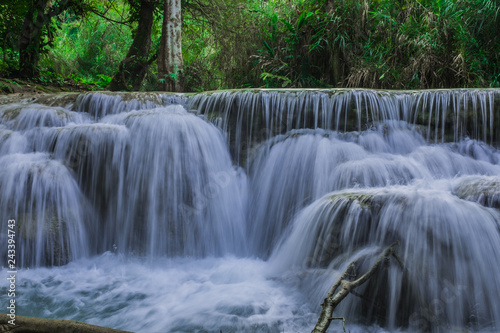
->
xmin=312 ymin=241 xmax=401 ymax=333
xmin=88 ymin=8 xmax=133 ymax=25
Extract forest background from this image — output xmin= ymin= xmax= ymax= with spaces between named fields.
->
xmin=1 ymin=0 xmax=499 ymax=93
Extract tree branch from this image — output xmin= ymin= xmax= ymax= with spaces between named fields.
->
xmin=88 ymin=8 xmax=133 ymax=25
xmin=47 ymin=0 xmax=77 ymax=18
xmin=312 ymin=241 xmax=401 ymax=333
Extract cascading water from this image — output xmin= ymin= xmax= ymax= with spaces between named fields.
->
xmin=1 ymin=89 xmax=500 ymax=332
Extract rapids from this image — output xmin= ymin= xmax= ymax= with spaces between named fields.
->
xmin=1 ymin=89 xmax=500 ymax=332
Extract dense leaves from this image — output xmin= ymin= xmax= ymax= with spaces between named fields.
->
xmin=253 ymin=0 xmax=500 ymax=89
xmin=1 ymin=0 xmax=499 ymax=90
xmin=0 ymin=0 xmax=29 ymax=73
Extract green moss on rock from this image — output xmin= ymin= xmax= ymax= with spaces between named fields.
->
xmin=0 ymin=107 xmax=22 ymax=121
xmin=329 ymin=192 xmax=375 ymax=209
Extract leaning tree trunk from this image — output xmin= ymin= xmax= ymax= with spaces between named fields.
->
xmin=109 ymin=0 xmax=155 ymax=91
xmin=158 ymin=0 xmax=184 ymax=92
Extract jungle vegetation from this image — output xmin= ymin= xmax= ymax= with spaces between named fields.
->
xmin=0 ymin=0 xmax=499 ymax=92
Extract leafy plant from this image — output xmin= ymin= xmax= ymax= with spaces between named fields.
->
xmin=39 ymin=3 xmax=132 ymax=88
xmin=253 ymin=5 xmax=328 ymax=88
xmin=37 ymin=71 xmax=65 ymax=86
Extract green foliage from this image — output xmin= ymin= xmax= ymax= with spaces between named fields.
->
xmin=2 ymin=0 xmax=500 ymax=91
xmin=39 ymin=4 xmax=132 ymax=87
xmin=181 ymin=15 xmax=219 ymax=91
xmin=37 ymin=71 xmax=65 ymax=86
xmin=261 ymin=72 xmax=292 ymax=88
xmin=252 ymin=3 xmax=331 ymax=88
xmin=0 ymin=80 xmax=14 ymax=93
xmin=180 ymin=0 xmax=264 ymax=91
xmin=341 ymin=0 xmax=500 ymax=88
xmin=249 ymin=0 xmax=500 ymax=89
xmin=0 ymin=0 xmax=29 ymax=75
xmin=69 ymin=73 xmax=112 ymax=89
xmin=95 ymin=74 xmax=112 ymax=88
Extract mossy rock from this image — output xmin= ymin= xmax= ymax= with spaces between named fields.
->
xmin=454 ymin=177 xmax=500 ymax=209
xmin=31 ymin=93 xmax=81 ymax=107
xmin=0 ymin=129 xmax=13 ymax=141
xmin=0 ymin=106 xmax=22 ymax=121
xmin=329 ymin=192 xmax=375 ymax=209
xmin=17 ymin=211 xmax=72 ymax=266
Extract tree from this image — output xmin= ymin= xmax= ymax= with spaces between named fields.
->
xmin=158 ymin=0 xmax=183 ymax=92
xmin=109 ymin=0 xmax=157 ymax=91
xmin=18 ymin=0 xmax=86 ymax=78
xmin=0 ymin=0 xmax=28 ymax=71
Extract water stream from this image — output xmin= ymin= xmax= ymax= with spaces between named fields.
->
xmin=1 ymin=89 xmax=499 ymax=332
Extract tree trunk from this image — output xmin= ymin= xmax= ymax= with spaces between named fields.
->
xmin=18 ymin=0 xmax=49 ymax=78
xmin=332 ymin=48 xmax=341 ymax=86
xmin=109 ymin=0 xmax=155 ymax=91
xmin=158 ymin=0 xmax=183 ymax=92
xmin=18 ymin=0 xmax=77 ymax=78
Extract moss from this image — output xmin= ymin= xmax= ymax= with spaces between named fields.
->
xmin=204 ymin=112 xmax=221 ymax=121
xmin=0 ymin=106 xmax=22 ymax=121
xmin=33 ymin=92 xmax=80 ymax=108
xmin=55 ymin=108 xmax=71 ymax=121
xmin=17 ymin=209 xmax=64 ymax=239
xmin=120 ymin=92 xmax=163 ymax=103
xmin=454 ymin=178 xmax=500 ymax=209
xmin=36 ymin=85 xmax=51 ymax=93
xmin=1 ymin=105 xmax=70 ymax=124
xmin=0 ymin=129 xmax=13 ymax=140
xmin=455 ymin=179 xmax=500 ymax=198
xmin=17 ymin=211 xmax=73 ymax=266
xmin=17 ymin=213 xmax=38 ymax=240
xmin=329 ymin=192 xmax=374 ymax=209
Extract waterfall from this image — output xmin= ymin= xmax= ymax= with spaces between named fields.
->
xmin=0 ymin=152 xmax=89 ymax=267
xmin=268 ymin=186 xmax=500 ymax=330
xmin=1 ymin=89 xmax=500 ymax=332
xmin=0 ymin=101 xmax=247 ymax=262
xmin=190 ymin=89 xmax=499 ymax=164
xmin=99 ymin=106 xmax=247 ymax=257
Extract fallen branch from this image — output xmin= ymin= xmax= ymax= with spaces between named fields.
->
xmin=312 ymin=241 xmax=402 ymax=333
xmin=0 ymin=314 xmax=131 ymax=333
xmin=330 ymin=317 xmax=346 ymax=332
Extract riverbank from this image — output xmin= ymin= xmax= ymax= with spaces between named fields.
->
xmin=0 ymin=77 xmax=97 ymax=95
xmin=0 ymin=313 xmax=131 ymax=333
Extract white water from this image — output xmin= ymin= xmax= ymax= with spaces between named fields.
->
xmin=5 ymin=254 xmax=317 ymax=332
xmin=1 ymin=90 xmax=500 ymax=332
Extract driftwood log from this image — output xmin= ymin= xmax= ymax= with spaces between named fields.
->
xmin=0 ymin=314 xmax=131 ymax=333
xmin=312 ymin=242 xmax=402 ymax=333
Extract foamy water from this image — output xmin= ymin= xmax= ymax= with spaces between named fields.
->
xmin=1 ymin=90 xmax=500 ymax=332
